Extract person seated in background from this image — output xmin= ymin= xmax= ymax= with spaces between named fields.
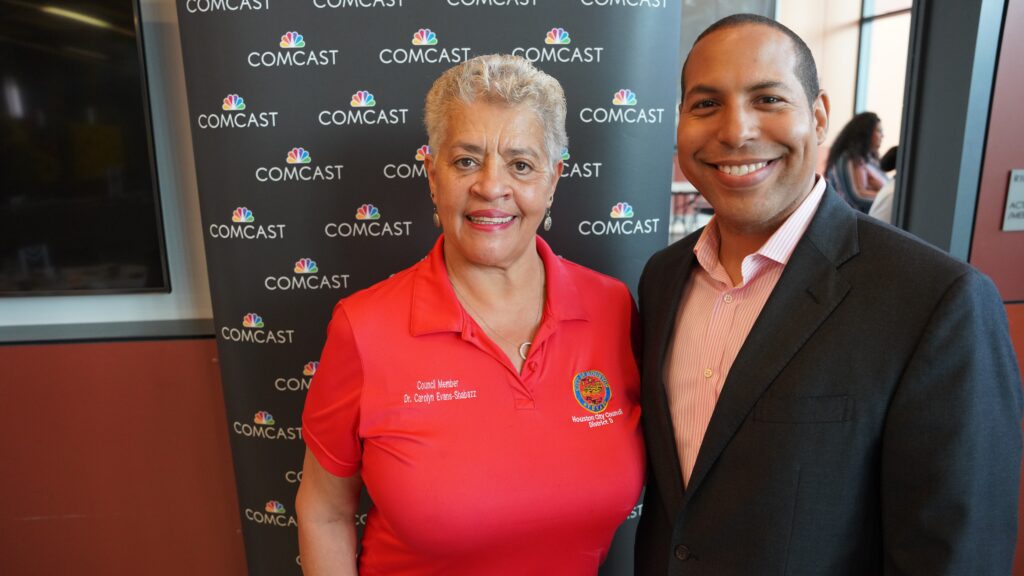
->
xmin=868 ymin=145 xmax=899 ymax=223
xmin=296 ymin=54 xmax=644 ymax=576
xmin=826 ymin=111 xmax=887 ymax=212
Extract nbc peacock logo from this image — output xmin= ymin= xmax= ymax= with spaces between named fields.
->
xmin=612 ymin=89 xmax=637 ymax=106
xmin=294 ymin=258 xmax=318 ymax=274
xmin=256 ymin=147 xmax=342 ymax=182
xmin=303 ymin=361 xmax=319 ymax=376
xmin=254 ymin=410 xmax=276 ymax=426
xmin=234 ymin=411 xmax=300 ymax=440
xmin=356 ymin=204 xmax=381 ymax=221
xmin=384 ymin=145 xmax=428 ymax=179
xmin=350 ymin=90 xmax=376 ymax=108
xmin=280 ymin=31 xmax=305 ymax=48
xmin=325 ymin=202 xmax=412 ymax=238
xmin=210 ymin=207 xmax=285 ymax=240
xmin=275 ymin=361 xmax=319 ymax=392
xmin=610 ymin=202 xmax=635 ymax=219
xmin=578 ymin=201 xmax=660 ymax=236
xmin=320 ymin=90 xmax=408 ymax=126
xmin=267 ymin=256 xmax=349 ymax=292
xmin=244 ymin=498 xmax=298 ymax=528
xmin=545 ymin=27 xmax=570 ymax=45
xmin=580 ymin=88 xmax=665 ymax=124
xmin=247 ymin=31 xmax=339 ymax=68
xmin=222 ymin=94 xmax=246 ymax=111
xmin=412 ymin=28 xmax=437 ymax=46
xmin=243 ymin=313 xmax=265 ymax=328
xmin=232 ymin=207 xmax=254 ymax=223
xmin=512 ymin=26 xmax=602 ymax=63
xmin=560 ymin=148 xmax=603 ymax=179
xmin=379 ymin=27 xmax=471 ymax=65
xmin=222 ymin=313 xmax=295 ymax=344
xmin=199 ymin=93 xmax=278 ymax=129
xmin=286 ymin=147 xmax=311 ymax=164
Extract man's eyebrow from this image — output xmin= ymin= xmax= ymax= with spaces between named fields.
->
xmin=748 ymin=80 xmax=787 ymax=92
xmin=684 ymin=80 xmax=790 ymax=100
xmin=683 ymin=84 xmax=719 ymax=99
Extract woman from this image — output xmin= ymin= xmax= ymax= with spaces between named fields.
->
xmin=296 ymin=54 xmax=644 ymax=575
xmin=825 ymin=111 xmax=887 ymax=213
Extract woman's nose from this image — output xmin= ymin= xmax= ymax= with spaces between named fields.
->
xmin=471 ymin=158 xmax=512 ymax=199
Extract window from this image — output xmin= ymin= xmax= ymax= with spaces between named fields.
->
xmin=856 ymin=0 xmax=913 ymax=151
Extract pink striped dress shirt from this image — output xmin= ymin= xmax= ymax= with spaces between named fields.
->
xmin=665 ymin=177 xmax=827 ymax=486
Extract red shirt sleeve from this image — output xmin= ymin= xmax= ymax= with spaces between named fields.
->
xmin=302 ymin=302 xmax=363 ymax=477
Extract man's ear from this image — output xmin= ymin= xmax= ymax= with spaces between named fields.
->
xmin=814 ymin=89 xmax=830 ymax=145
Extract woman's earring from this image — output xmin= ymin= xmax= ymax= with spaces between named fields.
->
xmin=543 ymin=208 xmax=552 ymax=231
xmin=432 ymin=206 xmax=441 ymax=228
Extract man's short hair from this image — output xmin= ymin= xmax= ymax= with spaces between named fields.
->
xmin=681 ymin=13 xmax=820 ymax=105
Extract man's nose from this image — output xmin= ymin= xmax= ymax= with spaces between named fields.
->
xmin=717 ymin=105 xmax=757 ymax=148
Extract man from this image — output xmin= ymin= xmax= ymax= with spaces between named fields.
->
xmin=636 ymin=13 xmax=1022 ymax=575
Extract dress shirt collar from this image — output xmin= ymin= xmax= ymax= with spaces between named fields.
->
xmin=694 ymin=175 xmax=828 ymax=278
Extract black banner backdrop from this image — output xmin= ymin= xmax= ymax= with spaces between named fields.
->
xmin=174 ymin=1 xmax=680 ymax=574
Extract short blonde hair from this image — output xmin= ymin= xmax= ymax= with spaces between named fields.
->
xmin=424 ymin=54 xmax=568 ymax=166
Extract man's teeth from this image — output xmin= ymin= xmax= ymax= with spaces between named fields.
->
xmin=717 ymin=161 xmax=768 ymax=176
xmin=468 ymin=215 xmax=514 ymax=224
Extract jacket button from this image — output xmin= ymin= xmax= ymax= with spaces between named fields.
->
xmin=674 ymin=544 xmax=691 ymax=561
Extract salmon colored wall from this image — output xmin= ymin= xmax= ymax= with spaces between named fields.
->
xmin=1009 ymin=304 xmax=1024 ymax=575
xmin=970 ymin=0 xmax=1024 ymax=300
xmin=0 ymin=339 xmax=246 ymax=576
xmin=978 ymin=0 xmax=1024 ymax=562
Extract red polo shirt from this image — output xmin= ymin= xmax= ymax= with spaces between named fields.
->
xmin=303 ymin=235 xmax=644 ymax=576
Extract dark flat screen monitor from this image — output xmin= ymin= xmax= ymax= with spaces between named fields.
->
xmin=0 ymin=0 xmax=169 ymax=296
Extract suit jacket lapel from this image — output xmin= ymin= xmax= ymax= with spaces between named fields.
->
xmin=681 ymin=189 xmax=860 ymax=506
xmin=644 ymin=236 xmax=698 ymax=520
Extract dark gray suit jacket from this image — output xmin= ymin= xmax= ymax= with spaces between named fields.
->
xmin=635 ymin=188 xmax=1022 ymax=575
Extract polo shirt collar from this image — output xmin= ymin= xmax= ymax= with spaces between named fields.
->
xmin=409 ymin=234 xmax=589 ymax=337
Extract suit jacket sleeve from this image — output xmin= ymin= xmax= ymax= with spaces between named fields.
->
xmin=881 ymin=270 xmax=1023 ymax=574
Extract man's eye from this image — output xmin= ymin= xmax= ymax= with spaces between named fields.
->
xmin=512 ymin=161 xmax=532 ymax=173
xmin=759 ymin=96 xmax=782 ymax=104
xmin=693 ymin=99 xmax=716 ymax=109
xmin=455 ymin=158 xmax=476 ymax=168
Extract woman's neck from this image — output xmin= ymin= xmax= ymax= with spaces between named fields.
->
xmin=442 ymin=242 xmax=545 ymax=304
xmin=443 ymin=240 xmax=547 ymax=372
